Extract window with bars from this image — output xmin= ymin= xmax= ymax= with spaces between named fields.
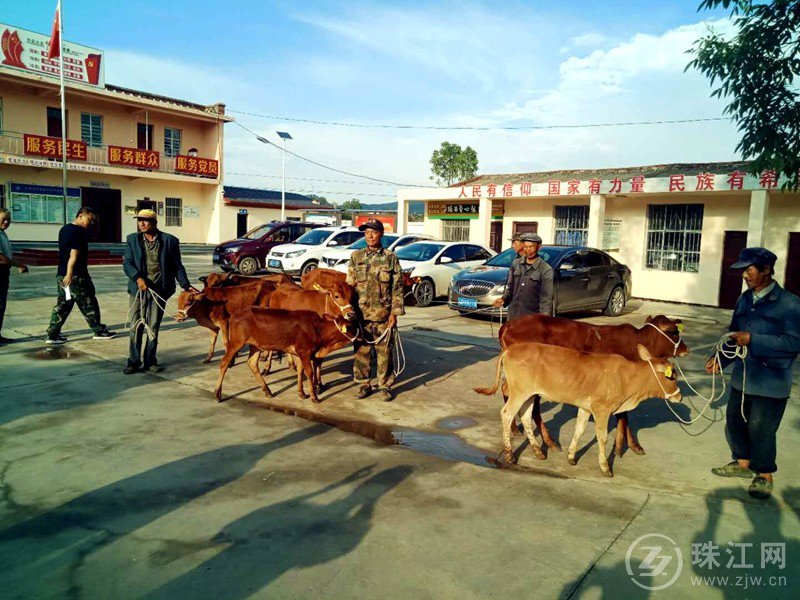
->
xmin=80 ymin=113 xmax=102 ymax=147
xmin=165 ymin=197 xmax=182 ymax=227
xmin=554 ymin=205 xmax=589 ymax=245
xmin=164 ymin=127 xmax=182 ymax=157
xmin=645 ymin=204 xmax=704 ymax=273
xmin=441 ymin=219 xmax=470 ymax=242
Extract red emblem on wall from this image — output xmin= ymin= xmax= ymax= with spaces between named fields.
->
xmin=1 ymin=29 xmax=26 ymax=69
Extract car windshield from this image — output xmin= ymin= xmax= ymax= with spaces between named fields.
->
xmin=295 ymin=229 xmax=333 ymax=245
xmin=242 ymin=223 xmax=278 ymax=240
xmin=485 ymin=247 xmax=561 ymax=268
xmin=348 ymin=235 xmax=398 ymax=250
xmin=396 ymin=242 xmax=445 ymax=262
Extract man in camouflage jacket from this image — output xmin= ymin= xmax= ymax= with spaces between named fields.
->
xmin=346 ymin=219 xmax=405 ymax=401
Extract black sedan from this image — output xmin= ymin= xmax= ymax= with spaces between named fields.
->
xmin=448 ymin=245 xmax=633 ymax=317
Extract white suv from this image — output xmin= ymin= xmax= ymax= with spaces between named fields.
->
xmin=321 ymin=233 xmax=434 ymax=273
xmin=266 ymin=226 xmax=364 ymax=276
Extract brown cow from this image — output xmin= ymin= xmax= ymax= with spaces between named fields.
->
xmin=201 ymin=272 xmax=294 ymax=288
xmin=265 ymin=279 xmax=357 ymax=384
xmin=176 ymin=280 xmax=277 ymax=362
xmin=475 ymin=342 xmax=682 ymax=477
xmin=214 ymin=307 xmax=359 ymax=403
xmin=301 ymin=267 xmax=346 ymax=291
xmin=498 ymin=314 xmax=688 ymax=456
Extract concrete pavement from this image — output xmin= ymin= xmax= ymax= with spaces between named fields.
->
xmin=0 ymin=257 xmax=798 ymax=599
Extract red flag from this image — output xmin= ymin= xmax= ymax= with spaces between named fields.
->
xmin=46 ymin=1 xmax=61 ymax=60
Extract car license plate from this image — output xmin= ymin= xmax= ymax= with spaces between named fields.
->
xmin=458 ymin=297 xmax=478 ymax=309
xmin=268 ymin=259 xmax=281 ymax=268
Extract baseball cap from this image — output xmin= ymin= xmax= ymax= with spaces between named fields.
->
xmin=521 ymin=233 xmax=542 ymax=244
xmin=730 ymin=247 xmax=777 ymax=270
xmin=135 ymin=209 xmax=157 ymax=222
xmin=358 ymin=218 xmax=384 ymax=232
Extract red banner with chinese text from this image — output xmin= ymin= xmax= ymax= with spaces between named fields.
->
xmin=175 ymin=154 xmax=219 ymax=177
xmin=23 ymin=134 xmax=87 ymax=161
xmin=108 ymin=145 xmax=160 ymax=169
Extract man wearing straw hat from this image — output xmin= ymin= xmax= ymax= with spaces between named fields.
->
xmin=122 ymin=209 xmax=197 ymax=374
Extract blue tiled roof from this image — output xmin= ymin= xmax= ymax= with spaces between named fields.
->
xmin=223 ymin=186 xmax=320 ymax=209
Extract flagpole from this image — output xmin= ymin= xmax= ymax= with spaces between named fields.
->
xmin=58 ymin=0 xmax=68 ymax=223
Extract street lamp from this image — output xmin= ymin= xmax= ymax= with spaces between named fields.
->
xmin=277 ymin=131 xmax=293 ymax=221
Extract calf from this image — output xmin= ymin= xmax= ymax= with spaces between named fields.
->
xmin=214 ymin=307 xmax=358 ymax=403
xmin=266 ymin=279 xmax=357 ymax=384
xmin=476 ymin=342 xmax=681 ymax=477
xmin=176 ymin=280 xmax=277 ymax=362
xmin=201 ymin=272 xmax=294 ymax=288
xmin=301 ymin=267 xmax=346 ymax=291
xmin=498 ymin=314 xmax=688 ymax=456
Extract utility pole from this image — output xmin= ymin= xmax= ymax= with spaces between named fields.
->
xmin=277 ymin=131 xmax=292 ymax=221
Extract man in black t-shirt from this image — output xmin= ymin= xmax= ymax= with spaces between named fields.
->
xmin=45 ymin=207 xmax=115 ymax=345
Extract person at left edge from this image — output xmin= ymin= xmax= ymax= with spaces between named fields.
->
xmin=45 ymin=206 xmax=115 ymax=345
xmin=122 ymin=209 xmax=198 ymax=374
xmin=0 ymin=207 xmax=29 ymax=344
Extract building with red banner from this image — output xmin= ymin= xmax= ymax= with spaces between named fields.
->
xmin=0 ymin=21 xmax=236 ymax=244
xmin=397 ymin=163 xmax=800 ymax=307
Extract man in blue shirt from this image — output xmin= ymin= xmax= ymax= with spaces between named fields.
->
xmin=707 ymin=247 xmax=800 ymax=499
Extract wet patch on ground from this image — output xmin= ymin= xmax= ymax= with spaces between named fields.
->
xmin=26 ymin=347 xmax=85 ymax=360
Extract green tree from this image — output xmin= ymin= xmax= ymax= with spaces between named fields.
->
xmin=687 ymin=0 xmax=800 ymax=190
xmin=339 ymin=198 xmax=363 ymax=211
xmin=429 ymin=141 xmax=479 ymax=186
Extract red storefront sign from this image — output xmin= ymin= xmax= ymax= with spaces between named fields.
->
xmin=23 ymin=134 xmax=87 ymax=161
xmin=355 ymin=214 xmax=396 ymax=233
xmin=108 ymin=145 xmax=160 ymax=169
xmin=175 ymin=155 xmax=219 ymax=177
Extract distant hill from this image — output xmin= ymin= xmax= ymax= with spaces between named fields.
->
xmin=361 ymin=201 xmax=424 ymax=215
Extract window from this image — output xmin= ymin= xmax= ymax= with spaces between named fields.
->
xmin=583 ymin=251 xmax=607 ymax=268
xmin=440 ymin=245 xmax=466 ymax=263
xmin=554 ymin=206 xmax=589 ymax=246
xmin=464 ymin=244 xmax=491 ymax=261
xmin=0 ymin=184 xmax=5 ymax=208
xmin=646 ymin=204 xmax=704 ymax=272
xmin=80 ymin=113 xmax=102 ymax=147
xmin=441 ymin=218 xmax=470 ymax=242
xmin=165 ymin=197 xmax=182 ymax=227
xmin=164 ymin=127 xmax=182 ymax=157
xmin=47 ymin=107 xmax=67 ymax=137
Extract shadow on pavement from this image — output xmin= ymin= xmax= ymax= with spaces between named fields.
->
xmin=146 ymin=464 xmax=413 ymax=599
xmin=0 ymin=425 xmax=329 ymax=595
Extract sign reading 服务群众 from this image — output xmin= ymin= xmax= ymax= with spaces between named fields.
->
xmin=427 ymin=199 xmax=504 ymax=220
xmin=0 ymin=23 xmax=104 ymax=87
xmin=602 ymin=219 xmax=622 ymax=251
xmin=108 ymin=145 xmax=160 ymax=170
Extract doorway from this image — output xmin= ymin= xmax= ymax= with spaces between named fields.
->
xmin=237 ymin=212 xmax=249 ymax=238
xmin=81 ymin=187 xmax=122 ymax=243
xmin=137 ymin=123 xmax=154 ymax=150
xmin=785 ymin=233 xmax=800 ymax=296
xmin=718 ymin=231 xmax=747 ymax=308
xmin=489 ymin=221 xmax=502 ymax=253
xmin=47 ymin=106 xmax=68 ymax=137
xmin=512 ymin=221 xmax=538 ymax=236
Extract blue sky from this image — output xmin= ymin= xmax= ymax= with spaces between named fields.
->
xmin=4 ymin=1 xmax=737 ymax=204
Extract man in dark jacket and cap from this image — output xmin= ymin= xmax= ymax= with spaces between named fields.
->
xmin=707 ymin=247 xmax=800 ymax=499
xmin=122 ymin=209 xmax=198 ymax=374
xmin=493 ymin=233 xmax=554 ymax=320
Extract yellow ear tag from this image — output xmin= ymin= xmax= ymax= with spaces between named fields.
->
xmin=313 ymin=284 xmax=323 ymax=292
xmin=664 ymin=365 xmax=673 ymax=378
xmin=677 ymin=323 xmax=684 ymax=333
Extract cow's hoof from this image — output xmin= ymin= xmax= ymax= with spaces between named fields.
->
xmin=298 ymin=393 xmax=309 ymax=400
xmin=512 ymin=427 xmax=524 ymax=437
xmin=567 ymin=456 xmax=577 ymax=466
xmin=214 ymin=394 xmax=223 ymax=404
xmin=631 ymin=445 xmax=646 ymax=456
xmin=615 ymin=448 xmax=624 ymax=458
xmin=502 ymin=450 xmax=516 ymax=465
xmin=602 ymin=469 xmax=614 ymax=478
xmin=202 ymin=357 xmax=212 ymax=364
xmin=532 ymin=448 xmax=546 ymax=460
xmin=311 ymin=397 xmax=321 ymax=404
xmin=545 ymin=441 xmax=562 ymax=452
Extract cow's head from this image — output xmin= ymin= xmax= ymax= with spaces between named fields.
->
xmin=645 ymin=315 xmax=689 ymax=357
xmin=175 ymin=291 xmax=204 ymax=322
xmin=638 ymin=344 xmax=682 ymax=402
xmin=202 ymin=273 xmax=227 ymax=288
xmin=317 ymin=281 xmax=357 ymax=321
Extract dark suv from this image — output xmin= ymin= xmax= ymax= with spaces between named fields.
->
xmin=213 ymin=221 xmax=322 ymax=274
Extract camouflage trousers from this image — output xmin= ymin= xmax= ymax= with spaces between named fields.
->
xmin=47 ymin=275 xmax=106 ymax=337
xmin=353 ymin=320 xmax=395 ymax=390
